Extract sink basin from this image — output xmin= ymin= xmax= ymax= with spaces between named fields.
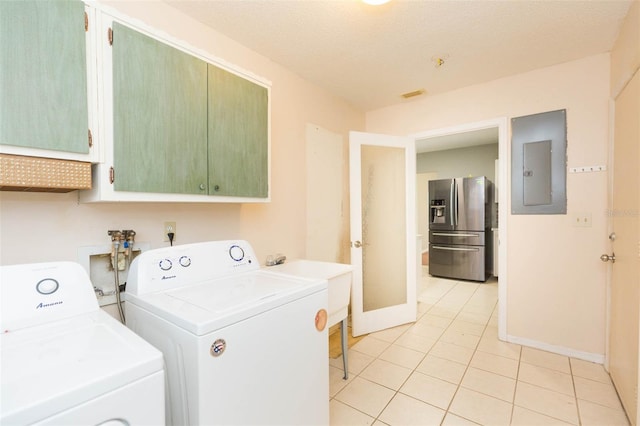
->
xmin=267 ymin=259 xmax=353 ymax=380
xmin=267 ymin=260 xmax=353 ymax=327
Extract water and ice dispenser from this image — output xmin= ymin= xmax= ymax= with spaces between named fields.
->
xmin=430 ymin=199 xmax=446 ymax=225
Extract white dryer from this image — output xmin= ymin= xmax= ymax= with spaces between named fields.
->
xmin=125 ymin=240 xmax=329 ymax=425
xmin=0 ymin=261 xmax=164 ymax=426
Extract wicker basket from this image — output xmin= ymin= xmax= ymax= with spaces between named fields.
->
xmin=0 ymin=154 xmax=91 ymax=193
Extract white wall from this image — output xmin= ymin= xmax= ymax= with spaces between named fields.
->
xmin=367 ymin=53 xmax=611 ymax=358
xmin=0 ymin=2 xmax=364 ymax=269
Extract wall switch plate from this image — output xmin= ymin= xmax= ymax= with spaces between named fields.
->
xmin=573 ymin=213 xmax=592 ymax=227
xmin=164 ymin=221 xmax=176 ymax=242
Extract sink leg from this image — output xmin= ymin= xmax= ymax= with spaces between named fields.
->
xmin=341 ymin=318 xmax=348 ymax=380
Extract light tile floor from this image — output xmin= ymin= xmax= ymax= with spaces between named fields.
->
xmin=329 ymin=267 xmax=630 ymax=426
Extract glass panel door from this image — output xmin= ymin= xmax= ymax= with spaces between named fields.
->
xmin=349 ymin=131 xmax=416 ymax=336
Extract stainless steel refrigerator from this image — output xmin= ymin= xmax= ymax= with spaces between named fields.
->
xmin=428 ymin=176 xmax=492 ymax=282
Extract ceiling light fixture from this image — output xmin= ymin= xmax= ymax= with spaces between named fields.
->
xmin=362 ymin=0 xmax=391 ymax=5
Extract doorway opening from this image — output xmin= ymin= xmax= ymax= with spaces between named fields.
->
xmin=411 ymin=118 xmax=508 ymax=340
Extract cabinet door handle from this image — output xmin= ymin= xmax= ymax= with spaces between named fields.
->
xmin=199 ymin=183 xmax=206 ymax=191
xmin=214 ymin=184 xmax=220 ymax=192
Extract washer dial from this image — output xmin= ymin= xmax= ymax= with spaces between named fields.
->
xmin=229 ymin=245 xmax=245 ymax=262
xmin=159 ymin=259 xmax=173 ymax=271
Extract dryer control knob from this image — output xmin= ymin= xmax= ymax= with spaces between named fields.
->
xmin=179 ymin=256 xmax=191 ymax=267
xmin=36 ymin=278 xmax=59 ymax=295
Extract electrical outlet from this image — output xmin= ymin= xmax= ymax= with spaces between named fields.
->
xmin=572 ymin=213 xmax=592 ymax=227
xmin=164 ymin=221 xmax=176 ymax=241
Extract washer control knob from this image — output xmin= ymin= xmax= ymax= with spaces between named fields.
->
xmin=229 ymin=245 xmax=245 ymax=262
xmin=179 ymin=256 xmax=191 ymax=267
xmin=159 ymin=259 xmax=173 ymax=271
xmin=36 ymin=278 xmax=59 ymax=295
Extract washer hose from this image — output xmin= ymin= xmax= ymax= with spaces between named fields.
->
xmin=113 ymin=240 xmax=126 ymax=324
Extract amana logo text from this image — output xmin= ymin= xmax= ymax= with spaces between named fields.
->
xmin=36 ymin=301 xmax=63 ymax=309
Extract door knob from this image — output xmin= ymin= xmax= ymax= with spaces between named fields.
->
xmin=353 ymin=241 xmax=362 ymax=248
xmin=600 ymin=253 xmax=616 ymax=263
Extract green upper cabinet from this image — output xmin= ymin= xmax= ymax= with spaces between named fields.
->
xmin=208 ymin=65 xmax=269 ymax=198
xmin=108 ymin=22 xmax=269 ymax=200
xmin=0 ymin=0 xmax=89 ymax=154
xmin=112 ymin=22 xmax=208 ymax=194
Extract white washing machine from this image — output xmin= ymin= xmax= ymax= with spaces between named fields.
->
xmin=0 ymin=261 xmax=164 ymax=426
xmin=125 ymin=240 xmax=329 ymax=426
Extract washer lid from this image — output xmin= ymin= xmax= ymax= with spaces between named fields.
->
xmin=126 ymin=270 xmax=327 ymax=335
xmin=1 ymin=310 xmax=163 ymax=425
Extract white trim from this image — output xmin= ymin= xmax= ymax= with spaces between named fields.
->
xmin=604 ymin=99 xmax=616 ymax=372
xmin=507 ymin=334 xmax=605 ymax=364
xmin=409 ymin=117 xmax=509 ymax=341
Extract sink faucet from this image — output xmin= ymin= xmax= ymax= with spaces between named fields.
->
xmin=266 ymin=254 xmax=286 ymax=266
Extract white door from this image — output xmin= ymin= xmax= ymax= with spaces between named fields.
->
xmin=349 ymin=131 xmax=417 ymax=336
xmin=608 ymin=70 xmax=640 ymax=424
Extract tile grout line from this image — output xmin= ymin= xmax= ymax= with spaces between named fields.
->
xmin=569 ymin=358 xmax=583 ymax=426
xmin=440 ymin=286 xmax=503 ymax=425
xmin=373 ymin=276 xmax=463 ymax=424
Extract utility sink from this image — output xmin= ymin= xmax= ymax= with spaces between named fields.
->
xmin=267 ymin=259 xmax=353 ymax=379
xmin=268 ymin=260 xmax=352 ymax=327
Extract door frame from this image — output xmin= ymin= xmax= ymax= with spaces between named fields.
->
xmin=603 ymin=70 xmax=640 ymax=423
xmin=410 ymin=117 xmax=509 ymax=340
xmin=604 ymin=99 xmax=615 ymax=373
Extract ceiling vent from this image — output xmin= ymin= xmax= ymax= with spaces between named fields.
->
xmin=401 ymin=89 xmax=425 ymax=99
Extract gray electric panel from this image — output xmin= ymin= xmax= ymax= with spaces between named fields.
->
xmin=511 ymin=110 xmax=566 ymax=214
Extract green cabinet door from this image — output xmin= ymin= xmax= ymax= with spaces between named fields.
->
xmin=208 ymin=65 xmax=268 ymax=198
xmin=112 ymin=22 xmax=208 ymax=194
xmin=0 ymin=0 xmax=89 ymax=154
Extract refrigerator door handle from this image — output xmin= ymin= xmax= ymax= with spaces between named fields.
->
xmin=432 ymin=245 xmax=479 ymax=252
xmin=454 ymin=181 xmax=459 ymax=226
xmin=432 ymin=233 xmax=480 ymax=238
xmin=450 ymin=181 xmax=455 ymax=226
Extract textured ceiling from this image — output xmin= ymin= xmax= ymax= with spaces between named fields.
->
xmin=164 ymin=0 xmax=633 ymax=112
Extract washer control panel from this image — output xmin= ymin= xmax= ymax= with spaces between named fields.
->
xmin=127 ymin=240 xmax=259 ymax=295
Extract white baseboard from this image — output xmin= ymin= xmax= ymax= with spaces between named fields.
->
xmin=505 ymin=334 xmax=605 ymax=364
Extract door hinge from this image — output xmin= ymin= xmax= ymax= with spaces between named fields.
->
xmin=84 ymin=12 xmax=88 ymax=32
xmin=88 ymin=129 xmax=93 ymax=148
xmin=108 ymin=27 xmax=113 ymax=46
xmin=109 ymin=166 xmax=115 ymax=184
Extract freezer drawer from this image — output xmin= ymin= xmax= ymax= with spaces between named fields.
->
xmin=429 ymin=230 xmax=485 ymax=246
xmin=429 ymin=243 xmax=487 ymax=282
